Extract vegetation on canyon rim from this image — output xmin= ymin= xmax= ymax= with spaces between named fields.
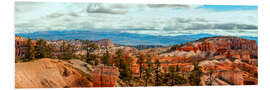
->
xmin=15 ymin=35 xmax=258 ymax=87
xmin=16 ymin=37 xmax=204 ymax=86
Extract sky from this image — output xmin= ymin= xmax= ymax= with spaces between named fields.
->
xmin=15 ymin=2 xmax=258 ymax=37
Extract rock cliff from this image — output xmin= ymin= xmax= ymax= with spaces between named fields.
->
xmin=15 ymin=58 xmax=93 ymax=88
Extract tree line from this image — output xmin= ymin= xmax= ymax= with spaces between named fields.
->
xmin=17 ymin=38 xmax=54 ymax=62
xmin=19 ymin=38 xmax=203 ymax=86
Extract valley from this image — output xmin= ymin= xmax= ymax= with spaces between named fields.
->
xmin=15 ymin=35 xmax=258 ymax=87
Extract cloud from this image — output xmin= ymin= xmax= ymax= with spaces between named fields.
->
xmin=46 ymin=12 xmax=80 ymax=19
xmin=185 ymin=23 xmax=257 ymax=30
xmin=46 ymin=13 xmax=65 ymax=18
xmin=86 ymin=3 xmax=127 ymax=14
xmin=15 ymin=2 xmax=258 ymax=37
xmin=109 ymin=4 xmax=129 ymax=9
xmin=175 ymin=18 xmax=209 ymax=23
xmin=167 ymin=18 xmax=257 ymax=30
xmin=15 ymin=2 xmax=42 ymax=12
xmin=120 ymin=29 xmax=258 ymax=37
xmin=147 ymin=4 xmax=190 ymax=8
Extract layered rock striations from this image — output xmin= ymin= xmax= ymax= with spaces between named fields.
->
xmin=15 ymin=58 xmax=93 ymax=88
xmin=154 ymin=36 xmax=258 ymax=85
xmin=174 ymin=36 xmax=257 ymax=60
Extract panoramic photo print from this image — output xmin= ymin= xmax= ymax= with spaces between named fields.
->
xmin=15 ymin=2 xmax=258 ymax=88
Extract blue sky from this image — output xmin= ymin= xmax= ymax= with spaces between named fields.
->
xmin=198 ymin=5 xmax=257 ymax=11
xmin=15 ymin=2 xmax=258 ymax=37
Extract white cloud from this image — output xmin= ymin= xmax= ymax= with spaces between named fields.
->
xmin=86 ymin=3 xmax=128 ymax=14
xmin=15 ymin=2 xmax=258 ymax=37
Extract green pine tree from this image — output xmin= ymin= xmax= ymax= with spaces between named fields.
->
xmin=114 ymin=49 xmax=124 ymax=67
xmin=137 ymin=53 xmax=145 ymax=78
xmin=102 ymin=50 xmax=111 ymax=66
xmin=169 ymin=65 xmax=176 ymax=86
xmin=189 ymin=62 xmax=202 ymax=86
xmin=176 ymin=64 xmax=180 ymax=73
xmin=36 ymin=39 xmax=49 ymax=58
xmin=60 ymin=41 xmax=73 ymax=60
xmin=83 ymin=40 xmax=99 ymax=65
xmin=144 ymin=55 xmax=153 ymax=86
xmin=118 ymin=54 xmax=129 ymax=80
xmin=26 ymin=38 xmax=35 ymax=61
xmin=154 ymin=60 xmax=162 ymax=86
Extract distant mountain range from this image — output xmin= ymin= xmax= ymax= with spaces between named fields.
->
xmin=15 ymin=30 xmax=258 ymax=46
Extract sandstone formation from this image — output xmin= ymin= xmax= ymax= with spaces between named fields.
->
xmin=15 ymin=58 xmax=120 ymax=88
xmin=15 ymin=36 xmax=37 ymax=58
xmin=144 ymin=36 xmax=258 ymax=85
xmin=95 ymin=39 xmax=115 ymax=48
xmin=15 ymin=36 xmax=258 ymax=87
xmin=91 ymin=65 xmax=119 ymax=87
xmin=15 ymin=58 xmax=93 ymax=88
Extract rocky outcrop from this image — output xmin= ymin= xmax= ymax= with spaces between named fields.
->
xmin=177 ymin=36 xmax=257 ymax=52
xmin=91 ymin=65 xmax=119 ymax=87
xmin=15 ymin=58 xmax=93 ymax=88
xmin=174 ymin=36 xmax=257 ymax=61
xmin=15 ymin=36 xmax=38 ymax=58
xmin=176 ymin=46 xmax=199 ymax=52
xmin=95 ymin=39 xmax=115 ymax=47
xmin=218 ymin=71 xmax=244 ymax=85
xmin=16 ymin=58 xmax=120 ymax=88
xmin=197 ymin=41 xmax=214 ymax=52
xmin=175 ymin=41 xmax=214 ymax=53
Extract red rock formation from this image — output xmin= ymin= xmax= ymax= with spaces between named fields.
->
xmin=237 ymin=63 xmax=258 ymax=74
xmin=15 ymin=36 xmax=27 ymax=57
xmin=241 ymin=54 xmax=251 ymax=62
xmin=218 ymin=71 xmax=244 ymax=85
xmin=197 ymin=42 xmax=214 ymax=51
xmin=176 ymin=41 xmax=214 ymax=52
xmin=91 ymin=65 xmax=119 ymax=87
xmin=175 ymin=36 xmax=257 ymax=56
xmin=15 ymin=36 xmax=37 ymax=58
xmin=95 ymin=39 xmax=115 ymax=47
xmin=214 ymin=48 xmax=229 ymax=56
xmin=244 ymin=78 xmax=258 ymax=85
xmin=176 ymin=46 xmax=199 ymax=52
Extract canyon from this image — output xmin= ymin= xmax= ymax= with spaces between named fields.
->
xmin=15 ymin=35 xmax=258 ymax=87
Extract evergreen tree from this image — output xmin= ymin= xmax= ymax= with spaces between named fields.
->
xmin=128 ymin=65 xmax=133 ymax=85
xmin=114 ymin=49 xmax=133 ymax=85
xmin=60 ymin=41 xmax=73 ymax=60
xmin=144 ymin=55 xmax=153 ymax=86
xmin=83 ymin=40 xmax=99 ymax=65
xmin=154 ymin=60 xmax=162 ymax=86
xmin=188 ymin=62 xmax=202 ymax=86
xmin=117 ymin=51 xmax=131 ymax=82
xmin=174 ymin=74 xmax=187 ymax=85
xmin=144 ymin=67 xmax=152 ymax=86
xmin=126 ymin=55 xmax=134 ymax=85
xmin=114 ymin=49 xmax=124 ymax=67
xmin=176 ymin=64 xmax=180 ymax=73
xmin=174 ymin=64 xmax=187 ymax=85
xmin=119 ymin=56 xmax=129 ymax=80
xmin=36 ymin=39 xmax=50 ymax=58
xmin=102 ymin=50 xmax=111 ymax=66
xmin=26 ymin=38 xmax=35 ymax=61
xmin=170 ymin=65 xmax=187 ymax=86
xmin=169 ymin=65 xmax=176 ymax=86
xmin=137 ymin=53 xmax=145 ymax=78
xmin=87 ymin=54 xmax=99 ymax=65
xmin=46 ymin=44 xmax=53 ymax=58
xmin=146 ymin=55 xmax=153 ymax=71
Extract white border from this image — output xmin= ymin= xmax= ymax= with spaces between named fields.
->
xmin=1 ymin=0 xmax=269 ymax=90
xmin=14 ymin=0 xmax=259 ymax=5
